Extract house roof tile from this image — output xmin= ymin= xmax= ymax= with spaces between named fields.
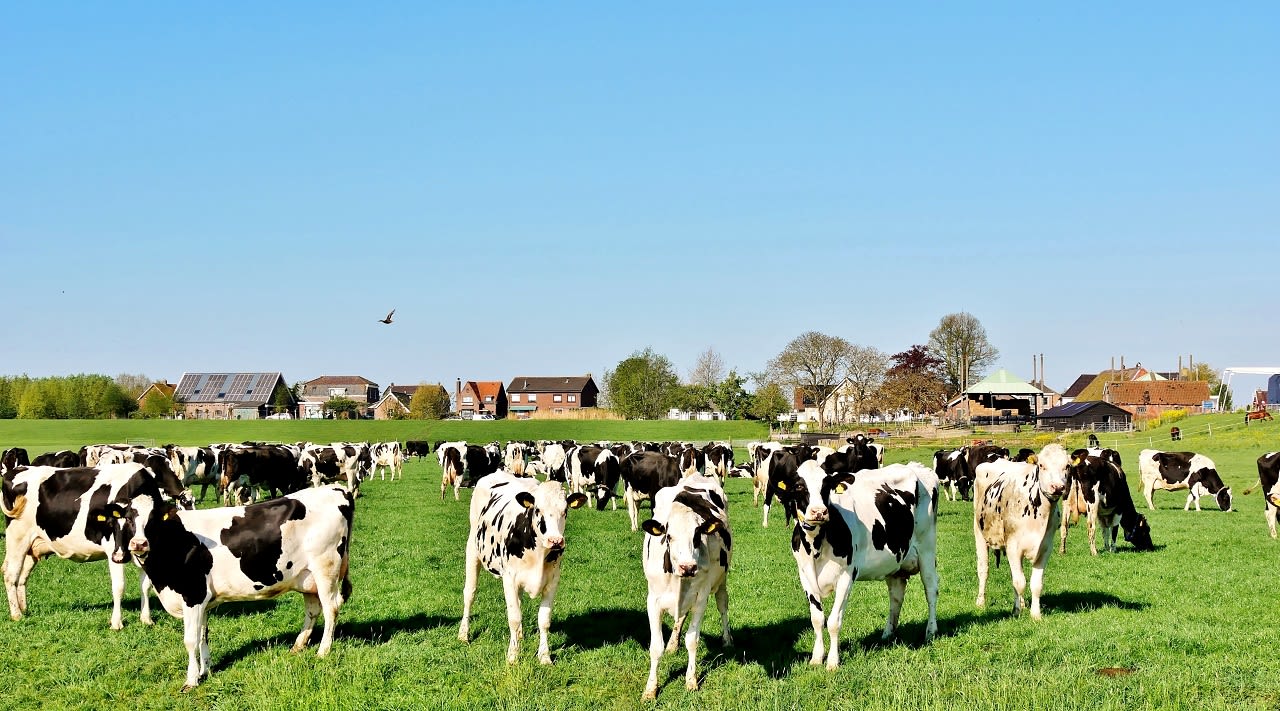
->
xmin=507 ymin=376 xmax=597 ymax=393
xmin=1105 ymin=381 xmax=1210 ymax=406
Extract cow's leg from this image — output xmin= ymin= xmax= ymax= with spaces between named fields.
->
xmin=715 ymin=581 xmax=732 ymax=646
xmin=1007 ymin=545 xmax=1027 ymax=616
xmin=627 ymin=490 xmax=640 ymax=532
xmin=1185 ymin=492 xmax=1196 ymax=511
xmin=314 ymin=567 xmax=343 ymax=657
xmin=1268 ymin=503 xmax=1278 ymax=539
xmin=1087 ymin=506 xmax=1100 ymax=557
xmin=15 ymin=553 xmax=37 ymax=614
xmin=4 ymin=542 xmax=31 ymax=620
xmin=293 ymin=593 xmax=322 ymax=651
xmin=920 ymin=551 xmax=939 ymax=641
xmin=762 ymin=503 xmax=771 ymax=528
xmin=642 ymin=595 xmax=665 ymax=700
xmin=683 ymin=590 xmax=712 ymax=690
xmin=108 ymin=560 xmax=127 ymax=630
xmin=198 ymin=611 xmax=211 ymax=681
xmin=882 ymin=576 xmax=907 ymax=641
xmin=1028 ymin=554 xmax=1048 ymax=620
xmin=502 ymin=576 xmax=523 ymax=664
xmin=1143 ymin=481 xmax=1157 ymax=510
xmin=974 ymin=534 xmax=989 ymax=609
xmin=824 ymin=573 xmax=854 ymax=670
xmin=1058 ymin=505 xmax=1070 ymax=554
xmin=666 ymin=613 xmax=686 ymax=653
xmin=459 ymin=542 xmax=479 ymax=642
xmin=181 ymin=606 xmax=205 ymax=691
xmin=535 ymin=575 xmax=561 ymax=664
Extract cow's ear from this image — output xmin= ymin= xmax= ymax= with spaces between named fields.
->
xmin=515 ymin=492 xmax=536 ymax=509
xmin=1026 ymin=454 xmax=1037 ymax=465
xmin=1070 ymin=455 xmax=1081 ymax=467
xmin=775 ymin=480 xmax=787 ymax=491
xmin=566 ymin=493 xmax=587 ymax=509
xmin=699 ymin=519 xmax=722 ymax=535
xmin=641 ymin=519 xmax=665 ymax=536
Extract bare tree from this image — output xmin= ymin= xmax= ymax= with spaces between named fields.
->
xmin=928 ymin=312 xmax=999 ymax=395
xmin=841 ymin=345 xmax=889 ymax=424
xmin=688 ymin=347 xmax=726 ymax=388
xmin=765 ymin=331 xmax=853 ymax=431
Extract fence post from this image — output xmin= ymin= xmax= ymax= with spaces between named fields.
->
xmin=1208 ymin=423 xmax=1212 ymax=437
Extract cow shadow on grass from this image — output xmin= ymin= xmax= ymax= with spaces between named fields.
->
xmin=211 ymin=612 xmax=454 ymax=672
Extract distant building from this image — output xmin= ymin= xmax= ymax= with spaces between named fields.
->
xmin=454 ymin=380 xmax=508 ymax=419
xmin=174 ymin=372 xmax=294 ymax=420
xmin=371 ymin=383 xmax=450 ymax=419
xmin=1037 ymin=401 xmax=1133 ymax=432
xmin=136 ymin=381 xmax=175 ymax=411
xmin=507 ymin=375 xmax=598 ymax=417
xmin=1104 ymin=380 xmax=1211 ymax=419
xmin=298 ymin=375 xmax=380 ymax=419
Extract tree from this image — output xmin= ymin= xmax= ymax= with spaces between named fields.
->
xmin=688 ymin=347 xmax=726 ymax=388
xmin=711 ymin=370 xmax=752 ymax=420
xmin=876 ymin=345 xmax=949 ymax=417
xmin=139 ymin=391 xmax=179 ymax=419
xmin=114 ymin=373 xmax=154 ymax=400
xmin=928 ymin=312 xmax=999 ymax=395
xmin=409 ymin=383 xmax=450 ymax=420
xmin=605 ymin=347 xmax=680 ymax=420
xmin=840 ymin=345 xmax=889 ymax=424
xmin=765 ymin=331 xmax=853 ymax=430
xmin=325 ymin=396 xmax=360 ymax=419
xmin=272 ymin=385 xmax=294 ymax=415
xmin=748 ymin=382 xmax=789 ymax=422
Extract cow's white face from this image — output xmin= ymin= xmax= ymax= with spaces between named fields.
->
xmin=516 ymin=483 xmax=586 ymax=551
xmin=641 ymin=501 xmax=724 ymax=578
xmin=1034 ymin=444 xmax=1070 ymax=498
xmin=777 ymin=461 xmax=852 ymax=526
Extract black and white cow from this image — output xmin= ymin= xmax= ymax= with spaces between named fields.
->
xmin=541 ymin=444 xmax=569 ymax=483
xmin=620 ymin=452 xmax=682 ymax=531
xmin=773 ymin=460 xmax=938 ymax=669
xmin=504 ymin=441 xmax=529 ymax=476
xmin=1059 ymin=450 xmax=1154 ymax=555
xmin=220 ymin=445 xmax=307 ymax=505
xmin=1138 ymin=449 xmax=1232 ymax=512
xmin=758 ymin=449 xmax=801 ymax=527
xmin=370 ymin=441 xmax=404 ymax=481
xmin=973 ymin=444 xmax=1071 ymax=619
xmin=100 ymin=484 xmax=355 ymax=690
xmin=174 ymin=446 xmax=220 ymax=502
xmin=569 ymin=446 xmax=621 ymax=510
xmin=931 ymin=448 xmax=969 ymax=502
xmin=459 ymin=473 xmax=587 ymax=665
xmin=640 ymin=476 xmax=732 ymax=699
xmin=464 ymin=444 xmax=501 ymax=487
xmin=31 ymin=450 xmax=79 ymax=468
xmin=675 ymin=446 xmax=706 ymax=477
xmin=2 ymin=459 xmax=193 ymax=629
xmin=2 ymin=447 xmax=29 ymax=475
xmin=437 ymin=442 xmax=466 ymax=500
xmin=405 ymin=440 xmax=433 ymax=460
xmin=1244 ymin=452 xmax=1280 ymax=538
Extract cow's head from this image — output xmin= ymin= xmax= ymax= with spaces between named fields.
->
xmin=514 ymin=483 xmax=587 ymax=552
xmin=1216 ymin=487 xmax=1232 ymax=512
xmin=774 ymin=461 xmax=856 ymax=529
xmin=641 ymin=493 xmax=728 ymax=578
xmin=1123 ymin=513 xmax=1154 ymax=551
xmin=1033 ymin=444 xmax=1070 ymax=499
xmin=94 ymin=491 xmax=166 ymax=565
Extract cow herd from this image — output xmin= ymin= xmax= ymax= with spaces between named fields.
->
xmin=1 ymin=436 xmax=1276 ymax=697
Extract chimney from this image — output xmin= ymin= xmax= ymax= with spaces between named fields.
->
xmin=455 ymin=378 xmax=461 ymax=410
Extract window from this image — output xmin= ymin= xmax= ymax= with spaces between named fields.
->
xmin=485 ymin=396 xmax=494 ymax=403
xmin=553 ymin=395 xmax=563 ymax=403
xmin=511 ymin=394 xmax=521 ymax=403
xmin=568 ymin=395 xmax=577 ymax=403
xmin=329 ymin=387 xmax=347 ymax=398
xmin=462 ymin=396 xmax=473 ymax=404
xmin=528 ymin=394 xmax=538 ymax=402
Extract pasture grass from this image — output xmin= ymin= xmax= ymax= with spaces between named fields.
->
xmin=2 ymin=416 xmax=1280 ymax=709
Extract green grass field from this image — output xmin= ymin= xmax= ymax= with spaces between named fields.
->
xmin=2 ymin=416 xmax=1279 ymax=710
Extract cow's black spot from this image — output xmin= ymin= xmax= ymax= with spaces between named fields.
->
xmin=36 ymin=469 xmax=98 ymax=541
xmin=808 ymin=593 xmax=821 ymax=610
xmin=719 ymin=547 xmax=729 ymax=569
xmin=220 ymin=498 xmax=308 ymax=589
xmin=870 ymin=484 xmax=916 ymax=562
xmin=139 ymin=508 xmax=214 ymax=608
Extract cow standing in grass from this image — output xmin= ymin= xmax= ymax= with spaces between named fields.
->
xmin=459 ymin=473 xmax=587 ymax=664
xmin=1243 ymin=452 xmax=1280 ymax=537
xmin=974 ymin=444 xmax=1070 ymax=619
xmin=1059 ymin=449 xmax=1153 ymax=555
xmin=640 ymin=475 xmax=731 ymax=699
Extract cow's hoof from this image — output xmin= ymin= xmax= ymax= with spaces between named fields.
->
xmin=181 ymin=684 xmax=197 ymax=694
xmin=110 ymin=621 xmax=123 ymax=631
xmin=141 ymin=615 xmax=154 ymax=626
xmin=974 ymin=597 xmax=985 ymax=608
xmin=10 ymin=613 xmax=21 ymax=621
xmin=506 ymin=655 xmax=518 ymax=665
xmin=538 ymin=654 xmax=552 ymax=665
xmin=685 ymin=678 xmax=699 ymax=691
xmin=642 ymin=690 xmax=657 ymax=701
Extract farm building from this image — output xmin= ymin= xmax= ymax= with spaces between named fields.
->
xmin=298 ymin=375 xmax=380 ymax=419
xmin=507 ymin=375 xmax=598 ymax=417
xmin=1104 ymin=380 xmax=1211 ymax=419
xmin=1059 ymin=374 xmax=1095 ymax=405
xmin=174 ymin=372 xmax=294 ymax=420
xmin=455 ymin=380 xmax=508 ymax=419
xmin=1036 ymin=400 xmax=1133 ymax=432
xmin=945 ymin=369 xmax=1046 ymax=425
xmin=135 ymin=381 xmax=175 ymax=411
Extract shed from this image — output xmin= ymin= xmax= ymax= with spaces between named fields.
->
xmin=1036 ymin=400 xmax=1133 ymax=432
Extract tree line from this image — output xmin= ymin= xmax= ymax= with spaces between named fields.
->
xmin=0 ymin=374 xmax=152 ymax=419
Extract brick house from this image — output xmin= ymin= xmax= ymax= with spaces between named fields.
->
xmin=299 ymin=375 xmax=380 ymax=419
xmin=174 ymin=372 xmax=294 ymax=420
xmin=371 ymin=383 xmax=450 ymax=419
xmin=506 ymin=376 xmax=598 ymax=417
xmin=136 ymin=381 xmax=176 ymax=412
xmin=455 ymin=380 xmax=508 ymax=419
xmin=1104 ymin=380 xmax=1211 ymax=420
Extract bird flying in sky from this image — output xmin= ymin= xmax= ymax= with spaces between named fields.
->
xmin=378 ymin=309 xmax=395 ymax=324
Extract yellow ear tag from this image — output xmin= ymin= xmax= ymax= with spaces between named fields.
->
xmin=163 ymin=512 xmax=170 ymax=521
xmin=776 ymin=481 xmax=787 ymax=491
xmin=1070 ymin=457 xmax=1080 ymax=466
xmin=96 ymin=515 xmax=107 ymax=522
xmin=835 ymin=483 xmax=847 ymax=494
xmin=112 ymin=510 xmax=120 ymax=518
xmin=704 ymin=521 xmax=719 ymax=533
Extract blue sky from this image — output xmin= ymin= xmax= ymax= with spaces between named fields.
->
xmin=2 ymin=4 xmax=1276 ymax=401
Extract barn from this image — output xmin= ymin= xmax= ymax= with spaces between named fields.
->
xmin=1036 ymin=400 xmax=1133 ymax=432
xmin=173 ymin=372 xmax=294 ymax=420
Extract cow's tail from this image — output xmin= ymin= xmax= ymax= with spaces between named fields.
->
xmin=1 ymin=493 xmax=25 ymax=520
xmin=993 ymin=549 xmax=1002 ymax=568
xmin=1243 ymin=479 xmax=1262 ymax=496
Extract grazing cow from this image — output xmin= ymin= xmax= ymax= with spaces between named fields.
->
xmin=774 ymin=460 xmax=938 ymax=669
xmin=973 ymin=444 xmax=1071 ymax=619
xmin=640 ymin=476 xmax=732 ymax=699
xmin=728 ymin=462 xmax=756 ymax=479
xmin=459 ymin=473 xmax=587 ymax=665
xmin=100 ymin=485 xmax=355 ymax=690
xmin=437 ymin=443 xmax=466 ymax=500
xmin=174 ymin=447 xmax=220 ymax=502
xmin=620 ymin=452 xmax=682 ymax=531
xmin=405 ymin=441 xmax=433 ymax=460
xmin=2 ymin=460 xmax=193 ymax=629
xmin=370 ymin=441 xmax=404 ymax=481
xmin=675 ymin=446 xmax=706 ymax=477
xmin=1059 ymin=450 xmax=1153 ymax=555
xmin=569 ymin=446 xmax=621 ymax=510
xmin=299 ymin=445 xmax=345 ymax=489
xmin=932 ymin=449 xmax=969 ymax=502
xmin=220 ymin=445 xmax=307 ymax=505
xmin=1138 ymin=449 xmax=1232 ymax=512
xmin=2 ymin=447 xmax=30 ymax=475
xmin=464 ymin=445 xmax=501 ymax=487
xmin=541 ymin=444 xmax=569 ymax=483
xmin=31 ymin=450 xmax=79 ymax=468
xmin=1244 ymin=452 xmax=1280 ymax=538
xmin=1170 ymin=426 xmax=1182 ymax=442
